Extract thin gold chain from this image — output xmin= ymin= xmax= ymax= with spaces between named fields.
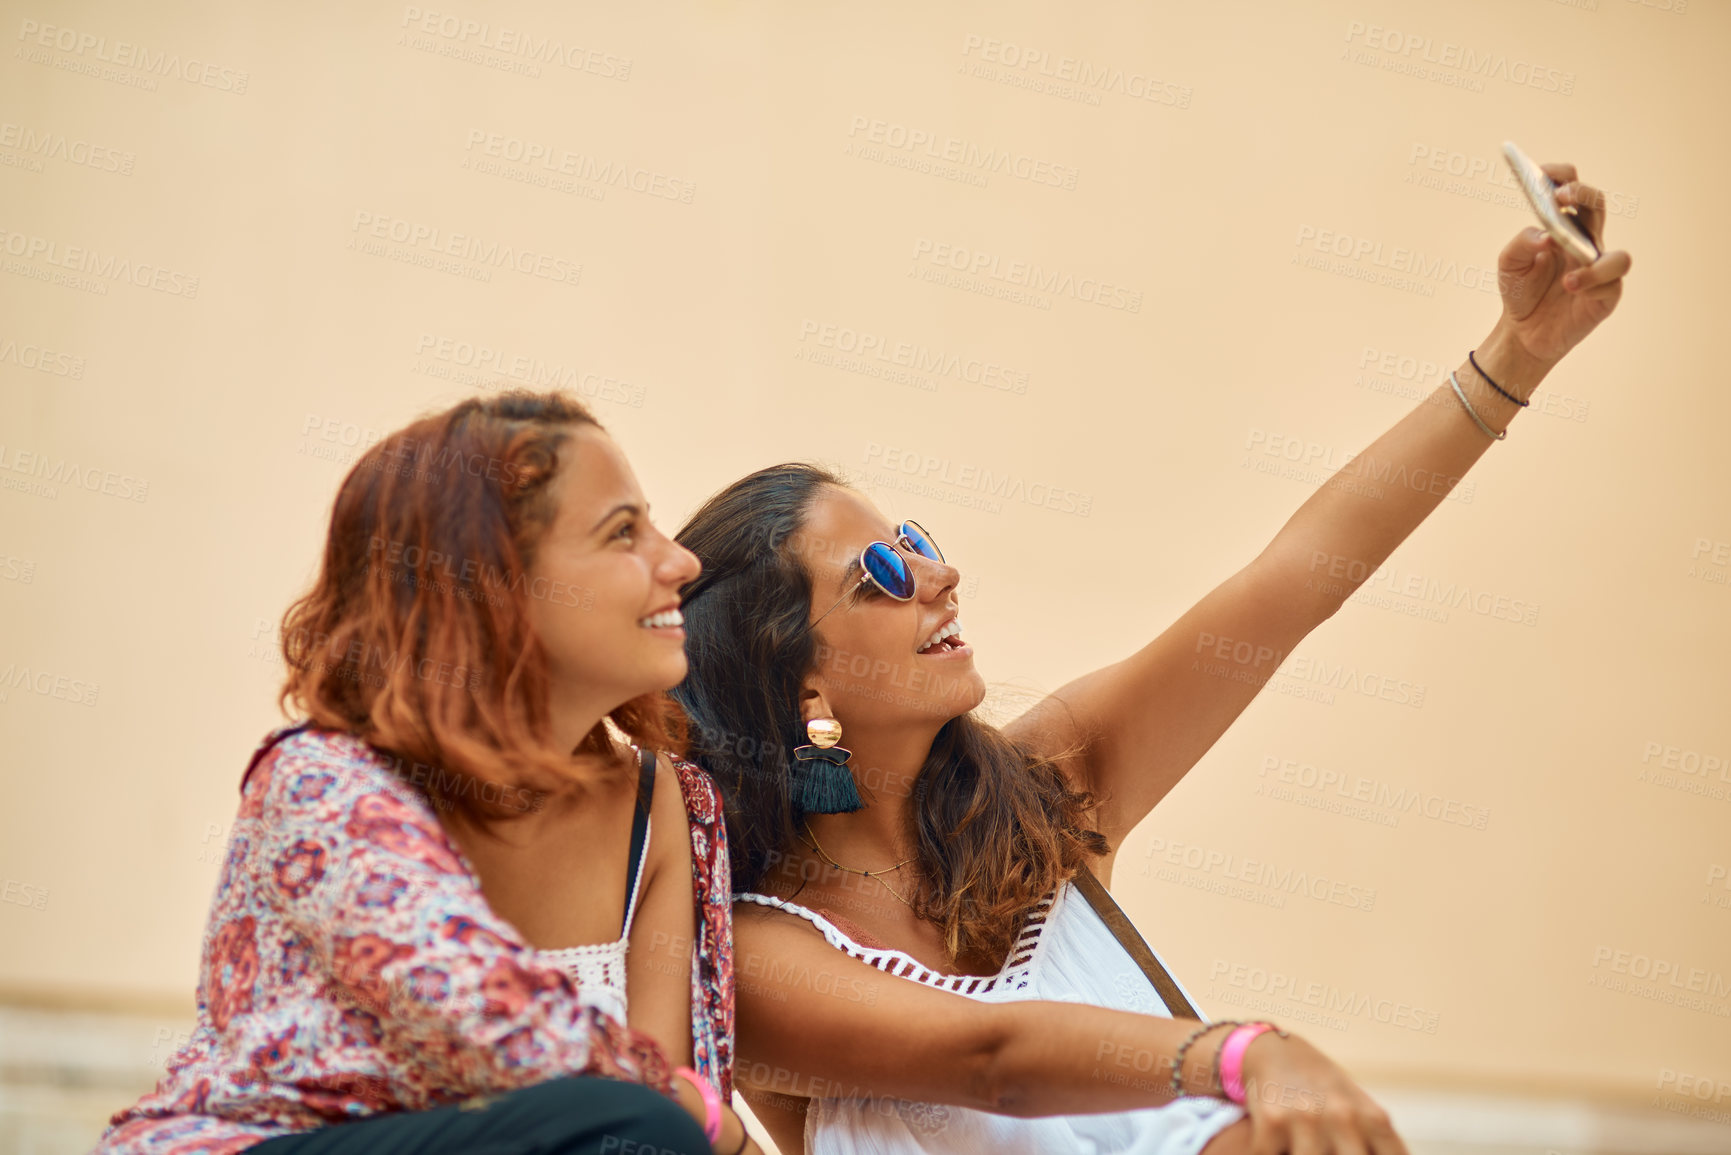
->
xmin=800 ymin=821 xmax=916 ymax=908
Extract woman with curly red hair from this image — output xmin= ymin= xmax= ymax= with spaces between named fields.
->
xmin=98 ymin=392 xmax=760 ymax=1155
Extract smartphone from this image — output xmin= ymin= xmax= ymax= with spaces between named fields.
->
xmin=1502 ymin=140 xmax=1601 ymax=266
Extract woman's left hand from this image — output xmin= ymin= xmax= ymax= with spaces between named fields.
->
xmin=1494 ymin=161 xmax=1633 ymax=368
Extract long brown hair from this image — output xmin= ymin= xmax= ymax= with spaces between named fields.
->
xmin=672 ymin=463 xmax=1105 ymax=965
xmin=278 ymin=389 xmax=683 ymax=813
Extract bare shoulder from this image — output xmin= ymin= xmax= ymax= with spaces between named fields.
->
xmin=1002 ymin=691 xmax=1114 ymax=836
xmin=637 ymin=753 xmax=694 ymax=889
xmin=650 ymin=752 xmax=691 ymax=820
xmin=731 ymin=896 xmax=836 ymax=947
xmin=1002 ymin=688 xmax=1098 ymax=774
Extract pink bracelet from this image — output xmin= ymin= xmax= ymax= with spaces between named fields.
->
xmin=1218 ymin=1023 xmax=1277 ymax=1104
xmin=673 ymin=1066 xmax=722 ymax=1143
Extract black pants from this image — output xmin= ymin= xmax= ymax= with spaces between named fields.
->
xmin=251 ymin=1076 xmax=711 ymax=1155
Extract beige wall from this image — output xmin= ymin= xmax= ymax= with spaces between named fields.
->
xmin=2 ymin=0 xmax=1726 ymax=1116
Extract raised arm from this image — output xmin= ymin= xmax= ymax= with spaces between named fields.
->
xmin=732 ymin=904 xmax=1407 ymax=1153
xmin=1007 ymin=163 xmax=1630 ymax=855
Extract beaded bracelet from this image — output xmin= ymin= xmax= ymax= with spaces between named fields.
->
xmin=1169 ymin=1021 xmax=1235 ymax=1097
xmin=1467 ymin=349 xmax=1530 ymax=408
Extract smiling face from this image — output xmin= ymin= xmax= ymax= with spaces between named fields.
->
xmin=524 ymin=425 xmax=701 ymax=717
xmin=793 ymin=486 xmax=986 ymax=734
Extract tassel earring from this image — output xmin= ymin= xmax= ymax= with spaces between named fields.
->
xmin=794 ymin=717 xmax=863 ymax=814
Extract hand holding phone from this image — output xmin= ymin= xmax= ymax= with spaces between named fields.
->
xmin=1486 ymin=147 xmax=1631 ymax=370
xmin=1501 ymin=140 xmax=1602 ymax=266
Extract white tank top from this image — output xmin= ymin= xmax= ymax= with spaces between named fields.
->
xmin=538 ymin=815 xmax=652 ymax=1027
xmin=735 ymin=879 xmax=1246 ymax=1155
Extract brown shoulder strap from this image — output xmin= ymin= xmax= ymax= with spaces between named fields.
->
xmin=1071 ymin=866 xmax=1202 ymax=1021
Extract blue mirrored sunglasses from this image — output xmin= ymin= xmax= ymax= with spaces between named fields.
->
xmin=810 ymin=520 xmax=944 ymax=628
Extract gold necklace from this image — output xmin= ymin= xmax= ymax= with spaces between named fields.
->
xmin=800 ymin=821 xmax=917 ymax=908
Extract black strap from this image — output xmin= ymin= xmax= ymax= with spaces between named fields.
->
xmin=1071 ymin=865 xmax=1202 ymax=1021
xmin=622 ymin=746 xmax=656 ymax=936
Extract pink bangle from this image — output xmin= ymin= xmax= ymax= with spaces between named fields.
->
xmin=1218 ymin=1023 xmax=1276 ymax=1104
xmin=673 ymin=1066 xmax=722 ymax=1143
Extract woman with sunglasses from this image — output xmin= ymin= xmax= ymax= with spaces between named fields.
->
xmin=99 ymin=392 xmax=761 ymax=1155
xmin=670 ymin=168 xmax=1628 ymax=1154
